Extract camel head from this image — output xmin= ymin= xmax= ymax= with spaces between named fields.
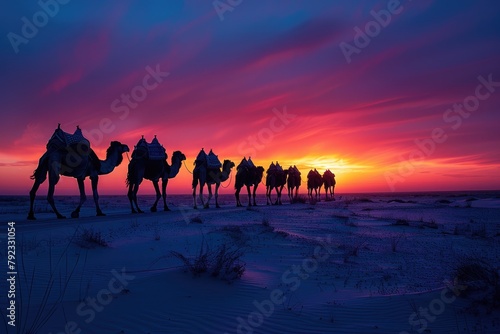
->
xmin=108 ymin=141 xmax=130 ymax=167
xmin=222 ymin=159 xmax=235 ymax=171
xmin=172 ymin=151 xmax=186 ymax=162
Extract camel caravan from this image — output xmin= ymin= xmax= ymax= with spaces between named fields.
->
xmin=28 ymin=125 xmax=336 ymax=219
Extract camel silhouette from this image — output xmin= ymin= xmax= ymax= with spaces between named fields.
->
xmin=307 ymin=169 xmax=323 ymax=202
xmin=235 ymin=157 xmax=265 ymax=207
xmin=266 ymin=162 xmax=288 ymax=205
xmin=286 ymin=165 xmax=301 ymax=203
xmin=192 ymin=149 xmax=234 ymax=209
xmin=322 ymin=169 xmax=336 ymax=201
xmin=126 ymin=137 xmax=186 ymax=213
xmin=28 ymin=126 xmax=129 ymax=220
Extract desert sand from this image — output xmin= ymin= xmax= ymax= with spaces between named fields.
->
xmin=0 ymin=191 xmax=499 ymax=333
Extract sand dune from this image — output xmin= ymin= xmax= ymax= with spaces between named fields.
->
xmin=0 ymin=192 xmax=499 ymax=333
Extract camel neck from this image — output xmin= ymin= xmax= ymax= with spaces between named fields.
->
xmin=100 ymin=150 xmax=119 ymax=174
xmin=168 ymin=157 xmax=182 ymax=178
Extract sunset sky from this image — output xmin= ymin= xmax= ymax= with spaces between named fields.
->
xmin=1 ymin=0 xmax=499 ymax=195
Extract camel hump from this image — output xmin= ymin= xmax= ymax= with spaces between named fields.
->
xmin=247 ymin=157 xmax=255 ymax=168
xmin=207 ymin=149 xmax=222 ymax=168
xmin=195 ymin=148 xmax=207 ymax=164
xmin=46 ymin=125 xmax=90 ymax=151
xmin=147 ymin=136 xmax=166 ymax=160
xmin=133 ymin=136 xmax=166 ymax=160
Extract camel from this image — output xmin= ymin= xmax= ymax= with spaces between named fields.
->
xmin=28 ymin=126 xmax=129 ymax=220
xmin=286 ymin=165 xmax=301 ymax=203
xmin=126 ymin=138 xmax=186 ymax=213
xmin=192 ymin=150 xmax=234 ymax=209
xmin=307 ymin=169 xmax=323 ymax=202
xmin=235 ymin=158 xmax=265 ymax=207
xmin=323 ymin=169 xmax=336 ymax=201
xmin=266 ymin=162 xmax=288 ymax=205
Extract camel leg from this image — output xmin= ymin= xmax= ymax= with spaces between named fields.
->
xmin=215 ymin=183 xmax=221 ymax=209
xmin=47 ymin=178 xmax=65 ymax=219
xmin=192 ymin=186 xmax=198 ymax=209
xmin=246 ymin=185 xmax=251 ymax=207
xmin=235 ymin=186 xmax=242 ymax=207
xmin=199 ymin=183 xmax=206 ymax=208
xmin=133 ymin=184 xmax=144 ymax=213
xmin=252 ymin=185 xmax=258 ymax=206
xmin=128 ymin=184 xmax=139 ymax=213
xmin=151 ymin=181 xmax=161 ymax=212
xmin=28 ymin=180 xmax=42 ymax=220
xmin=161 ymin=178 xmax=170 ymax=211
xmin=91 ymin=176 xmax=105 ymax=216
xmin=205 ymin=184 xmax=212 ymax=209
xmin=266 ymin=186 xmax=271 ymax=205
xmin=71 ymin=178 xmax=87 ymax=218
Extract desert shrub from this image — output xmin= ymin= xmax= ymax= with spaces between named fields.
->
xmin=189 ymin=215 xmax=203 ymax=224
xmin=342 ymin=240 xmax=367 ymax=262
xmin=130 ymin=219 xmax=139 ymax=229
xmin=471 ymin=223 xmax=487 ymax=238
xmin=171 ymin=240 xmax=245 ymax=282
xmin=454 ymin=257 xmax=500 ymax=311
xmin=393 ymin=219 xmax=409 ymax=226
xmin=388 ymin=199 xmax=406 ymax=203
xmin=357 ymin=198 xmax=374 ymax=203
xmin=391 ymin=233 xmax=405 ymax=252
xmin=423 ymin=219 xmax=438 ymax=229
xmin=437 ymin=199 xmax=452 ymax=204
xmin=74 ymin=228 xmax=108 ymax=248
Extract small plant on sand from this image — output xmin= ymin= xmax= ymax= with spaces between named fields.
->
xmin=171 ymin=239 xmax=246 ymax=281
xmin=392 ymin=219 xmax=409 ymax=226
xmin=130 ymin=219 xmax=139 ymax=229
xmin=189 ymin=215 xmax=203 ymax=224
xmin=74 ymin=227 xmax=108 ymax=248
xmin=453 ymin=256 xmax=500 ymax=312
xmin=332 ymin=211 xmax=351 ymax=225
xmin=391 ymin=233 xmax=405 ymax=252
xmin=0 ymin=235 xmax=81 ymax=333
xmin=422 ymin=219 xmax=438 ymax=229
xmin=471 ymin=223 xmax=487 ymax=238
xmin=342 ymin=239 xmax=367 ymax=263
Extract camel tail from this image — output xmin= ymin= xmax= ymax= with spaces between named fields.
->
xmin=31 ymin=153 xmax=49 ymax=181
xmin=126 ymin=160 xmax=135 ymax=187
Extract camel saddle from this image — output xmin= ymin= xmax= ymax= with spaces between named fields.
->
xmin=134 ymin=136 xmax=167 ymax=160
xmin=237 ymin=157 xmax=256 ymax=171
xmin=195 ymin=148 xmax=221 ymax=168
xmin=46 ymin=124 xmax=90 ymax=151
